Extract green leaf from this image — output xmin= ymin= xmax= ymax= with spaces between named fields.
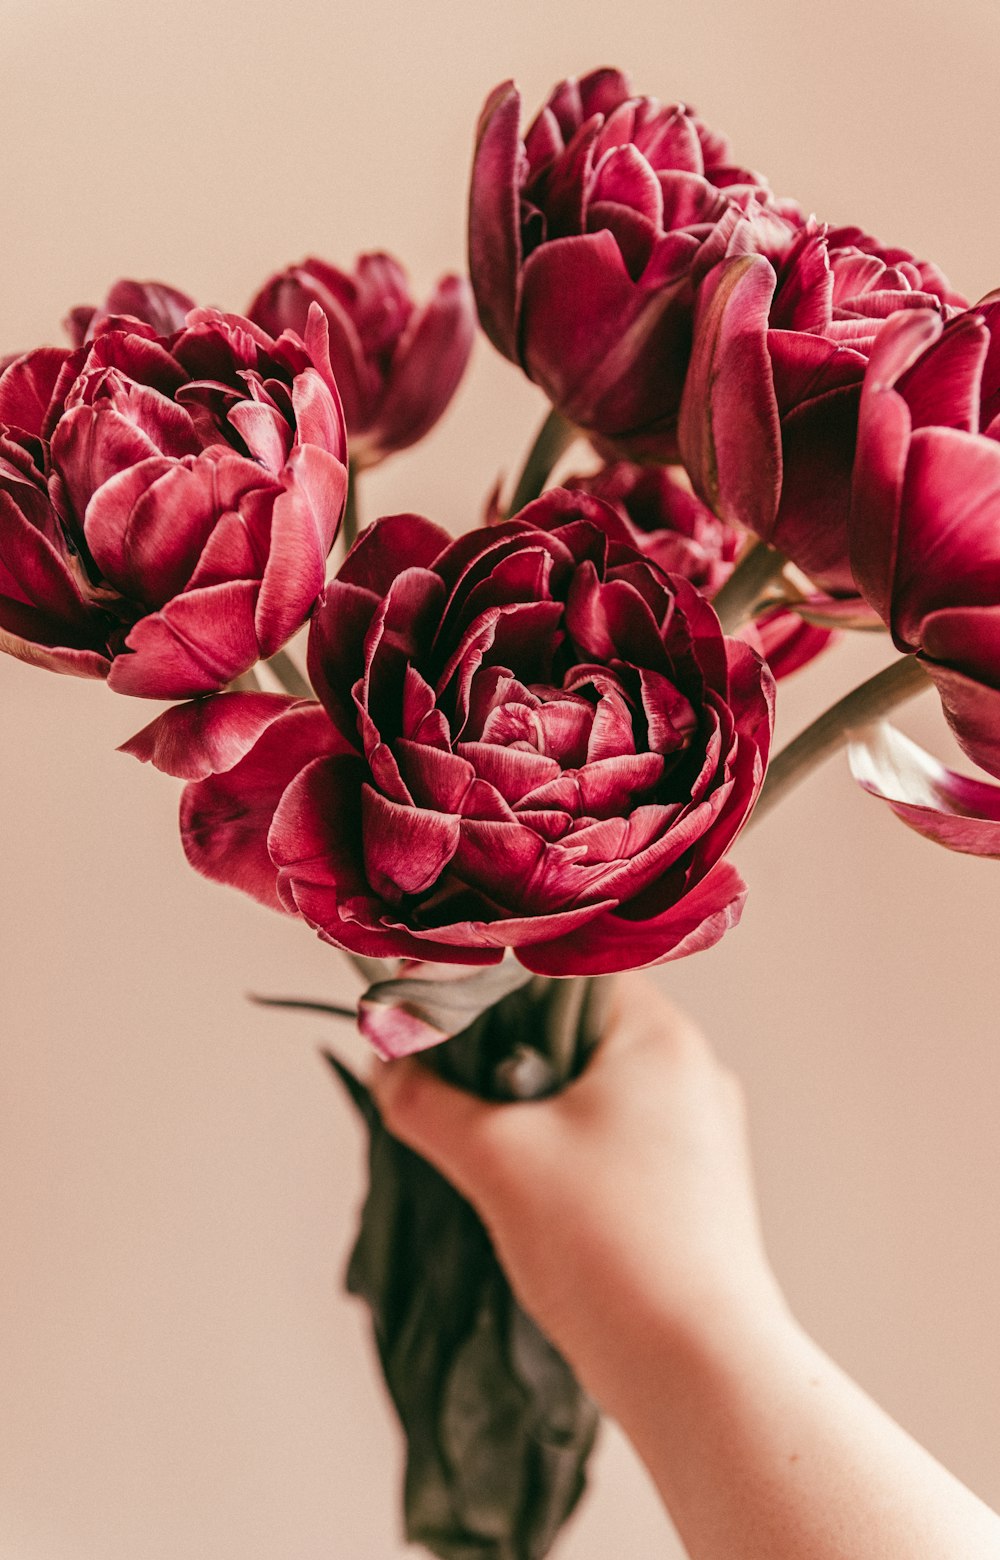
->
xmin=340 ymin=977 xmax=603 ymax=1559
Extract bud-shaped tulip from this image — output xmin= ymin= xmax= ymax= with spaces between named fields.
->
xmin=247 ymin=254 xmax=474 ymax=468
xmin=679 ymin=210 xmax=966 ymax=592
xmin=565 ymin=460 xmax=837 ymax=678
xmin=0 ymin=305 xmax=348 ymax=698
xmin=469 ymin=68 xmax=778 ymax=460
xmin=850 ymin=302 xmax=1000 ymax=780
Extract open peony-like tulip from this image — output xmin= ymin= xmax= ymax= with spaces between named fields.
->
xmin=850 ymin=302 xmax=1000 ymax=781
xmin=167 ymin=493 xmax=774 ymax=982
xmin=469 ymin=67 xmax=782 ymax=460
xmin=247 ymin=254 xmax=475 ymax=469
xmin=679 ymin=207 xmax=966 ymax=593
xmin=0 ymin=304 xmax=348 ymax=698
xmin=566 ymin=459 xmax=838 ymax=678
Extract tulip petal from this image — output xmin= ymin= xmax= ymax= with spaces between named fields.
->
xmin=517 ymin=858 xmax=747 ymax=974
xmin=896 ymin=311 xmax=989 ymax=433
xmin=849 ymin=721 xmax=1000 ymax=854
xmin=107 ymin=579 xmax=261 ymax=698
xmin=925 ymin=662 xmax=1000 ymax=780
xmin=254 ymin=444 xmax=346 ymax=655
xmin=181 ymin=703 xmax=340 ymax=910
xmin=0 ymin=483 xmax=97 ymax=623
xmin=771 ymin=380 xmax=861 ymax=592
xmin=361 ymin=785 xmax=461 ymax=899
xmin=337 ymin=511 xmax=451 ymax=594
xmin=361 ymin=275 xmax=475 ymax=462
xmin=468 ymin=80 xmax=524 ymax=361
xmin=84 ymin=453 xmax=268 ymax=607
xmin=51 ymin=404 xmax=165 ymax=525
xmin=679 ymin=254 xmax=782 ymax=539
xmin=121 ymin=690 xmax=304 ymax=779
xmin=0 ymin=348 xmax=71 ymax=438
xmin=519 ymin=229 xmax=689 ymax=444
xmin=271 ymin=753 xmax=500 ymax=964
xmin=100 ymin=279 xmax=195 ymax=336
xmin=0 ymin=599 xmax=110 ymax=677
xmin=890 ymin=427 xmax=1000 ymax=644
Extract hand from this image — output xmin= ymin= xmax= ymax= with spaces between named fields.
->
xmin=370 ymin=973 xmax=786 ymax=1414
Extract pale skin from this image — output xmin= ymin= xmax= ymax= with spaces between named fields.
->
xmin=370 ymin=974 xmax=1000 ymax=1560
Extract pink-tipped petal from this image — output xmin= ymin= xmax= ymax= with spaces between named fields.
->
xmin=849 ymin=721 xmax=1000 ymax=855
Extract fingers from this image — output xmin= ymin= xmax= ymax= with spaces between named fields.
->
xmin=585 ymin=972 xmax=713 ymax=1074
xmin=370 ymin=1055 xmax=532 ymax=1203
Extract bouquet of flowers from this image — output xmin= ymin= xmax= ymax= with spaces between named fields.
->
xmin=3 ymin=63 xmax=998 ymax=1560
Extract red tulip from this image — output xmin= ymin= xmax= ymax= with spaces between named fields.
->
xmin=163 ymin=493 xmax=773 ymax=990
xmin=0 ymin=304 xmax=348 ymax=698
xmin=850 ymin=302 xmax=1000 ymax=781
xmin=468 ymin=68 xmax=780 ymax=460
xmin=565 ymin=460 xmax=837 ymax=678
xmin=247 ymin=254 xmax=474 ymax=468
xmin=679 ymin=209 xmax=966 ymax=592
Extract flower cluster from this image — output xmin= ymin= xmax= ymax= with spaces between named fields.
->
xmin=2 ymin=63 xmax=998 ymax=1013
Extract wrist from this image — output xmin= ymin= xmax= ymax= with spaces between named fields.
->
xmin=566 ymin=1259 xmax=797 ymax=1425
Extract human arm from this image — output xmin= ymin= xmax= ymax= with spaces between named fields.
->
xmin=370 ymin=975 xmax=1000 ymax=1560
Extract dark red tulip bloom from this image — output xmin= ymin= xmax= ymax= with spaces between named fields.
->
xmin=679 ymin=209 xmax=966 ymax=592
xmin=0 ymin=305 xmax=348 ymax=698
xmin=468 ymin=68 xmax=780 ymax=460
xmin=247 ymin=254 xmax=474 ymax=468
xmin=171 ymin=494 xmax=773 ymax=983
xmin=850 ymin=302 xmax=1000 ymax=780
xmin=565 ymin=460 xmax=837 ymax=678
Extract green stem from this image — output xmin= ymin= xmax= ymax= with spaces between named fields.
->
xmin=229 ymin=669 xmax=261 ymax=692
xmin=542 ymin=977 xmax=589 ymax=1084
xmin=342 ymin=464 xmax=360 ymax=551
xmin=266 ymin=648 xmax=312 ymax=699
xmin=507 ymin=408 xmax=578 ymax=515
xmin=580 ymin=974 xmax=618 ymax=1057
xmin=712 ymin=539 xmax=788 ymax=633
xmin=751 ymin=655 xmax=932 ymax=828
xmin=345 ymin=950 xmax=395 ymax=987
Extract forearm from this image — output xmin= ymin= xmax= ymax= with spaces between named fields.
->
xmin=594 ymin=1294 xmax=1000 ymax=1560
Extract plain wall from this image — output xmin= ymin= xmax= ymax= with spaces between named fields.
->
xmin=1 ymin=2 xmax=999 ymax=1555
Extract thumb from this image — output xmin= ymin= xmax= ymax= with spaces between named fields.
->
xmin=370 ymin=1056 xmax=530 ymax=1205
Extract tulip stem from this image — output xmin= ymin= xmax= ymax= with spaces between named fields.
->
xmin=342 ymin=464 xmax=361 ymax=551
xmin=229 ymin=669 xmax=261 ymax=692
xmin=750 ymin=655 xmax=932 ymax=828
xmin=266 ymin=649 xmax=312 ymax=699
xmin=541 ymin=976 xmax=590 ymax=1083
xmin=712 ymin=539 xmax=789 ymax=633
xmin=507 ymin=408 xmax=578 ymax=516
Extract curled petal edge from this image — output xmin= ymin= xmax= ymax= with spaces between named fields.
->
xmin=848 ymin=721 xmax=1000 ymax=856
xmin=121 ymin=691 xmax=305 ymax=779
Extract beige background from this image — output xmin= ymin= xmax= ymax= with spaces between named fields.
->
xmin=1 ymin=1 xmax=999 ymax=1555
